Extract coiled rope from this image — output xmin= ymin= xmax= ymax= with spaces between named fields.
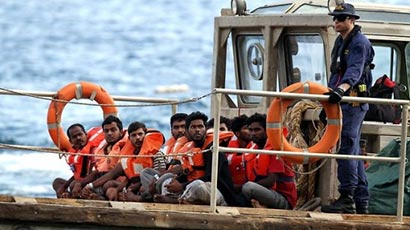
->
xmin=283 ymin=99 xmax=326 ymax=210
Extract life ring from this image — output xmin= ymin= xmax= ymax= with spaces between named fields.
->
xmin=47 ymin=82 xmax=118 ymax=152
xmin=266 ymin=81 xmax=342 ymax=164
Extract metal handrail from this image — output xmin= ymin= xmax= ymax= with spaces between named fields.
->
xmin=1 ymin=87 xmax=409 ymax=221
xmin=210 ymin=88 xmax=409 ymax=223
xmin=0 ymin=88 xmax=180 ymax=114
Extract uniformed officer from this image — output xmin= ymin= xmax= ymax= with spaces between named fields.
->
xmin=321 ymin=2 xmax=374 ymax=214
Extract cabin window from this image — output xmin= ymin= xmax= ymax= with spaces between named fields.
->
xmin=285 ymin=34 xmax=327 ymax=86
xmin=236 ymin=35 xmax=265 ymax=104
xmin=294 ymin=4 xmax=328 ymax=14
xmin=405 ymin=44 xmax=410 ymax=83
xmin=225 ymin=34 xmax=238 ymax=106
xmin=252 ymin=4 xmax=292 ymax=14
xmin=357 ymin=11 xmax=410 ymax=24
xmin=372 ymin=44 xmax=398 ymax=82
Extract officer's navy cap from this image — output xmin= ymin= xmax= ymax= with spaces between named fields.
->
xmin=329 ymin=3 xmax=360 ymax=19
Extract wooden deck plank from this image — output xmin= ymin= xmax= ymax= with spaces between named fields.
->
xmin=1 ymin=197 xmax=410 ymax=230
xmin=14 ymin=196 xmax=37 ymax=204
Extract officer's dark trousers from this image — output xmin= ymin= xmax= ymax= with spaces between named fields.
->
xmin=337 ymin=103 xmax=369 ymax=207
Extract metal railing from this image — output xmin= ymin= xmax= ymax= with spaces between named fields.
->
xmin=0 ymin=87 xmax=180 ymax=155
xmin=210 ymin=88 xmax=409 ymax=222
xmin=2 ymin=86 xmax=410 ymax=222
xmin=0 ymin=88 xmax=180 ymax=113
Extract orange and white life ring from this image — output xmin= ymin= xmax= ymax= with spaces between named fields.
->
xmin=266 ymin=81 xmax=342 ymax=164
xmin=47 ymin=82 xmax=118 ymax=152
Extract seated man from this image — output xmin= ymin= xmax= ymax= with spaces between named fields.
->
xmin=93 ymin=115 xmax=128 ymax=174
xmin=138 ymin=113 xmax=188 ymax=201
xmin=80 ymin=121 xmax=164 ymax=201
xmin=70 ymin=115 xmax=127 ymax=199
xmin=52 ymin=123 xmax=99 ymax=198
xmin=242 ymin=113 xmax=297 ymax=209
xmin=162 ymin=113 xmax=188 ymax=156
xmin=206 ymin=116 xmax=232 ymax=132
xmin=226 ymin=114 xmax=252 ymax=192
xmin=156 ymin=111 xmax=237 ymax=206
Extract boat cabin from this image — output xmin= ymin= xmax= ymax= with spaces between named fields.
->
xmin=211 ymin=0 xmax=410 ymax=203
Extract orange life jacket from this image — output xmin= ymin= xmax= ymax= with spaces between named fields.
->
xmin=245 ymin=142 xmax=294 ymax=190
xmin=244 ymin=142 xmax=272 ymax=183
xmin=86 ymin=127 xmax=105 ymax=148
xmin=226 ymin=136 xmax=251 ymax=186
xmin=121 ymin=129 xmax=165 ymax=180
xmin=66 ymin=127 xmax=104 ymax=180
xmin=94 ymin=130 xmax=129 ymax=172
xmin=166 ymin=136 xmax=189 ymax=170
xmin=162 ymin=136 xmax=176 ymax=154
xmin=171 ymin=136 xmax=189 ymax=153
xmin=180 ymin=131 xmax=234 ymax=181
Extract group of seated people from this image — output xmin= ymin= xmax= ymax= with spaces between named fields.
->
xmin=53 ymin=111 xmax=297 ymax=209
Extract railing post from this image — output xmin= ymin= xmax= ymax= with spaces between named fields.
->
xmin=210 ymin=91 xmax=222 ymax=213
xmin=171 ymin=104 xmax=177 ymax=115
xmin=396 ymin=104 xmax=408 ymax=222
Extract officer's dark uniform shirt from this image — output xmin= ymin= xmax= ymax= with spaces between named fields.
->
xmin=328 ymin=28 xmax=375 ymax=92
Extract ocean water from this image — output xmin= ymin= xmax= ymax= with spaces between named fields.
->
xmin=0 ymin=0 xmax=408 ymax=197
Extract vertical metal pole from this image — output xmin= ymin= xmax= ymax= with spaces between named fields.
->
xmin=210 ymin=92 xmax=222 ymax=213
xmin=396 ymin=104 xmax=408 ymax=222
xmin=171 ymin=104 xmax=177 ymax=115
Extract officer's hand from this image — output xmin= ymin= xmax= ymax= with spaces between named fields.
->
xmin=328 ymin=88 xmax=344 ymax=104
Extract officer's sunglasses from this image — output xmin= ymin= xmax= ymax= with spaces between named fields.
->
xmin=333 ymin=15 xmax=350 ymax=22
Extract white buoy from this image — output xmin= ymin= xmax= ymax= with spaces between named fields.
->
xmin=155 ymin=84 xmax=189 ymax=93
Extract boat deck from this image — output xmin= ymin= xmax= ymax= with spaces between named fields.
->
xmin=1 ymin=195 xmax=409 ymax=230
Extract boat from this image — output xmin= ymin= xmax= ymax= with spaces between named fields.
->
xmin=1 ymin=0 xmax=410 ymax=229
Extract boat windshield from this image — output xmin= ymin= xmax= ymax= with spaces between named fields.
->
xmin=356 ymin=11 xmax=410 ymax=24
xmin=236 ymin=35 xmax=265 ymax=104
xmin=285 ymin=34 xmax=327 ymax=86
xmin=251 ymin=4 xmax=292 ymax=14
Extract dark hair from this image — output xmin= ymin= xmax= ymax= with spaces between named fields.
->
xmin=231 ymin=114 xmax=249 ymax=133
xmin=102 ymin=115 xmax=123 ymax=131
xmin=127 ymin=121 xmax=147 ymax=135
xmin=170 ymin=113 xmax=188 ymax=126
xmin=66 ymin=123 xmax=86 ymax=139
xmin=246 ymin=113 xmax=266 ymax=130
xmin=206 ymin=116 xmax=232 ymax=130
xmin=185 ymin=111 xmax=208 ymax=130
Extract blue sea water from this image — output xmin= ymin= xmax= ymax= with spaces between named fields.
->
xmin=0 ymin=0 xmax=408 ymax=197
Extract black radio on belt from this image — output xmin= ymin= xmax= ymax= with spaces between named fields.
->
xmin=357 ymin=83 xmax=369 ymax=97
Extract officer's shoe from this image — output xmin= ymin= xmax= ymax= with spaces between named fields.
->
xmin=321 ymin=194 xmax=356 ymax=214
xmin=356 ymin=205 xmax=369 ymax=214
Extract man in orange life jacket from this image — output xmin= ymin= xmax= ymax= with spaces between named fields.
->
xmin=206 ymin=115 xmax=231 ymax=132
xmin=93 ymin=115 xmax=127 ymax=174
xmin=70 ymin=115 xmax=126 ymax=199
xmin=52 ymin=123 xmax=97 ymax=198
xmin=242 ymin=113 xmax=297 ymax=209
xmin=164 ymin=111 xmax=237 ymax=206
xmin=162 ymin=113 xmax=187 ymax=170
xmin=81 ymin=121 xmax=164 ymax=201
xmin=226 ymin=114 xmax=252 ymax=192
xmin=138 ymin=113 xmax=188 ymax=201
xmin=206 ymin=115 xmax=232 ymax=148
